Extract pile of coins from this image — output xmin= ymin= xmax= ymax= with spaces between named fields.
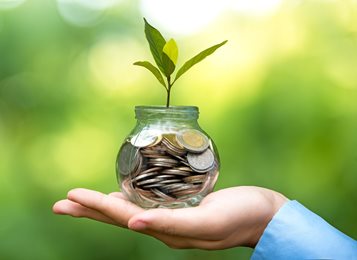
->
xmin=117 ymin=128 xmax=219 ymax=204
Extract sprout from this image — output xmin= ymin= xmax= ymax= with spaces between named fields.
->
xmin=134 ymin=18 xmax=227 ymax=107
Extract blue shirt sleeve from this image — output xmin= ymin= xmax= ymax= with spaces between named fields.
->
xmin=251 ymin=200 xmax=357 ymax=260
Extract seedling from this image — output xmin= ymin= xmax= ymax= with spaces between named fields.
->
xmin=134 ymin=18 xmax=227 ymax=107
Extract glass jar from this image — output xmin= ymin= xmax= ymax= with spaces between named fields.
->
xmin=116 ymin=106 xmax=220 ymax=209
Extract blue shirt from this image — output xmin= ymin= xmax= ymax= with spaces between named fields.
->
xmin=251 ymin=200 xmax=357 ymax=259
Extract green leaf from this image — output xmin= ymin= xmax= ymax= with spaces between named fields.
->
xmin=163 ymin=38 xmax=178 ymax=65
xmin=143 ymin=18 xmax=166 ymax=74
xmin=133 ymin=61 xmax=166 ymax=88
xmin=174 ymin=40 xmax=228 ymax=83
xmin=161 ymin=52 xmax=176 ymax=77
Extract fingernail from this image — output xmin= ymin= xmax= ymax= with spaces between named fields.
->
xmin=130 ymin=220 xmax=147 ymax=231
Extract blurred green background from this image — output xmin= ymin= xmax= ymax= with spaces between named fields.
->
xmin=1 ymin=0 xmax=357 ymax=259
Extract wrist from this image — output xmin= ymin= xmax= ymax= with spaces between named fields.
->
xmin=248 ymin=188 xmax=288 ymax=248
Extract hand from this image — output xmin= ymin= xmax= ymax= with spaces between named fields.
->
xmin=52 ymin=186 xmax=287 ymax=249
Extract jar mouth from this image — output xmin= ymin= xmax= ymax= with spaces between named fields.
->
xmin=135 ymin=106 xmax=199 ymax=120
xmin=135 ymin=105 xmax=198 ymax=111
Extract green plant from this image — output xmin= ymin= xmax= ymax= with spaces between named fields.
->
xmin=134 ymin=18 xmax=227 ymax=107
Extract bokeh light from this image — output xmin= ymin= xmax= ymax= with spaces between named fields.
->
xmin=57 ymin=0 xmax=122 ymax=27
xmin=0 ymin=0 xmax=26 ymax=10
xmin=88 ymin=36 xmax=145 ymax=92
xmin=230 ymin=0 xmax=283 ymax=16
xmin=140 ymin=0 xmax=228 ymax=35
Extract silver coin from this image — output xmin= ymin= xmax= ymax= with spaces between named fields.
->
xmin=190 ymin=165 xmax=215 ymax=173
xmin=167 ymin=183 xmax=195 ymax=193
xmin=158 ymin=179 xmax=183 ymax=184
xmin=136 ymin=178 xmax=159 ymax=186
xmin=133 ymin=153 xmax=144 ymax=176
xmin=149 ymin=162 xmax=177 ymax=168
xmin=149 ymin=157 xmax=178 ymax=164
xmin=155 ymin=174 xmax=180 ymax=179
xmin=171 ymin=154 xmax=187 ymax=162
xmin=187 ymin=149 xmax=215 ymax=172
xmin=160 ymin=183 xmax=183 ymax=190
xmin=131 ymin=129 xmax=162 ymax=148
xmin=178 ymin=160 xmax=191 ymax=167
xmin=117 ymin=142 xmax=141 ymax=176
xmin=135 ymin=188 xmax=163 ymax=201
xmin=140 ymin=153 xmax=167 ymax=158
xmin=133 ymin=171 xmax=160 ymax=182
xmin=140 ymin=149 xmax=165 ymax=155
xmin=140 ymin=167 xmax=163 ymax=174
xmin=151 ymin=189 xmax=175 ymax=200
xmin=161 ymin=169 xmax=191 ymax=176
xmin=141 ymin=144 xmax=167 ymax=153
xmin=175 ymin=166 xmax=193 ymax=172
xmin=141 ymin=183 xmax=166 ymax=189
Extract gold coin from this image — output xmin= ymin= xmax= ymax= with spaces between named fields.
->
xmin=163 ymin=133 xmax=184 ymax=149
xmin=176 ymin=129 xmax=209 ymax=153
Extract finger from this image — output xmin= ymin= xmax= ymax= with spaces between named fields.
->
xmin=128 ymin=206 xmax=220 ymax=239
xmin=67 ymin=188 xmax=144 ymax=227
xmin=61 ymin=190 xmax=226 ymax=249
xmin=108 ymin=192 xmax=127 ymax=200
xmin=53 ymin=199 xmax=222 ymax=249
xmin=137 ymin=228 xmax=231 ymax=250
xmin=53 ymin=199 xmax=119 ymax=226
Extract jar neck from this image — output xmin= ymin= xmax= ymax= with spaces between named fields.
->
xmin=135 ymin=106 xmax=199 ymax=123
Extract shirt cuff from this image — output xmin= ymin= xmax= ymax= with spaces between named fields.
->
xmin=251 ymin=200 xmax=357 ymax=260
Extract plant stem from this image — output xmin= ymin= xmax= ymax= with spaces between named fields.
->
xmin=166 ymin=76 xmax=172 ymax=108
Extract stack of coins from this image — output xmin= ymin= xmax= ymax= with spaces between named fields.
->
xmin=117 ymin=128 xmax=219 ymax=203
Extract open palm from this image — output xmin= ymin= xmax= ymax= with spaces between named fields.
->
xmin=53 ymin=186 xmax=287 ymax=249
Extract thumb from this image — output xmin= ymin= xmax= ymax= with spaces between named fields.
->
xmin=128 ymin=207 xmax=214 ymax=238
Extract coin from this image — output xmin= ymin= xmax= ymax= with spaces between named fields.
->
xmin=131 ymin=129 xmax=162 ymax=148
xmin=135 ymin=188 xmax=164 ymax=202
xmin=117 ymin=142 xmax=141 ymax=176
xmin=141 ymin=183 xmax=166 ymax=189
xmin=121 ymin=177 xmax=135 ymax=192
xmin=151 ymin=189 xmax=175 ymax=200
xmin=171 ymin=154 xmax=187 ymax=162
xmin=160 ymin=183 xmax=183 ymax=192
xmin=152 ymin=174 xmax=176 ymax=179
xmin=148 ymin=157 xmax=179 ymax=167
xmin=160 ymin=168 xmax=191 ymax=176
xmin=176 ymin=166 xmax=193 ymax=172
xmin=131 ymin=154 xmax=143 ymax=178
xmin=135 ymin=188 xmax=154 ymax=197
xmin=162 ymin=134 xmax=186 ymax=156
xmin=176 ymin=129 xmax=209 ymax=153
xmin=172 ymin=186 xmax=202 ymax=197
xmin=136 ymin=178 xmax=159 ymax=186
xmin=158 ymin=179 xmax=182 ymax=184
xmin=133 ymin=171 xmax=160 ymax=182
xmin=148 ymin=157 xmax=178 ymax=164
xmin=163 ymin=134 xmax=184 ymax=149
xmin=166 ymin=183 xmax=195 ymax=193
xmin=187 ymin=149 xmax=215 ymax=172
xmin=183 ymin=175 xmax=206 ymax=184
xmin=120 ymin=127 xmax=219 ymax=205
xmin=140 ymin=167 xmax=163 ymax=174
xmin=140 ymin=146 xmax=166 ymax=155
